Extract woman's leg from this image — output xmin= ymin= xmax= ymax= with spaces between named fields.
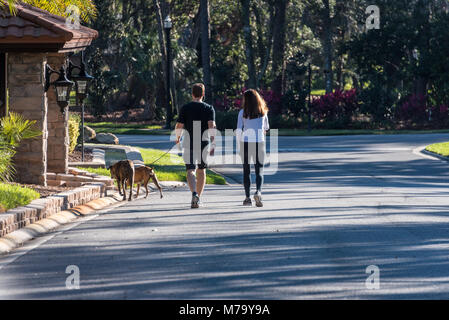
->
xmin=255 ymin=142 xmax=265 ymax=193
xmin=243 ymin=142 xmax=251 ymax=198
xmin=243 ymin=164 xmax=251 ymax=198
xmin=255 ymin=163 xmax=264 ymax=193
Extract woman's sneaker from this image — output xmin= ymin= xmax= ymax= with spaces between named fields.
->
xmin=254 ymin=192 xmax=263 ymax=207
xmin=243 ymin=198 xmax=252 ymax=206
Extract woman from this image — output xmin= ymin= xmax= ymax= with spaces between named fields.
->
xmin=236 ymin=89 xmax=270 ymax=207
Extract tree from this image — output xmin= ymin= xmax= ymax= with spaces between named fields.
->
xmin=322 ymin=0 xmax=333 ymax=94
xmin=200 ymin=0 xmax=212 ymax=103
xmin=153 ymin=0 xmax=169 ymax=120
xmin=241 ymin=0 xmax=257 ymax=89
xmin=271 ymin=0 xmax=289 ymax=113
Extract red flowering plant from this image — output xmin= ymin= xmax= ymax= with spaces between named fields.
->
xmin=397 ymin=94 xmax=428 ymax=124
xmin=311 ymin=89 xmax=359 ymax=126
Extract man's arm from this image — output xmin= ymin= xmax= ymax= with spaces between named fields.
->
xmin=208 ymin=120 xmax=217 ymax=156
xmin=175 ymin=122 xmax=184 ymax=144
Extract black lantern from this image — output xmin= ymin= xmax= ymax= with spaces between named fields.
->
xmin=68 ymin=52 xmax=94 ymax=102
xmin=67 ymin=52 xmax=94 ymax=163
xmin=45 ymin=64 xmax=74 ymax=113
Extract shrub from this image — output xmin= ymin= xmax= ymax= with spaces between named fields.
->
xmin=68 ymin=114 xmax=81 ymax=154
xmin=397 ymin=94 xmax=428 ymax=124
xmin=216 ymin=110 xmax=239 ymax=131
xmin=0 ymin=183 xmax=40 ymax=211
xmin=311 ymin=89 xmax=359 ymax=128
xmin=269 ymin=114 xmax=300 ymax=129
xmin=430 ymin=104 xmax=449 ymax=125
xmin=0 ymin=113 xmax=42 ymax=182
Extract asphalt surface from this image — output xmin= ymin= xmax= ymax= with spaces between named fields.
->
xmin=2 ymin=133 xmax=449 ymax=299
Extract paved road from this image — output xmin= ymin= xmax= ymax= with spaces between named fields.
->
xmin=2 ymin=134 xmax=449 ymax=299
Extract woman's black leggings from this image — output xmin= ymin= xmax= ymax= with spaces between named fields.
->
xmin=242 ymin=142 xmax=265 ymax=198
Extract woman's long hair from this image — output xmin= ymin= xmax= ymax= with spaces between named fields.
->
xmin=242 ymin=89 xmax=269 ymax=119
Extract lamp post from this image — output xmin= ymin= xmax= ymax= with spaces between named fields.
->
xmin=164 ymin=15 xmax=173 ymax=130
xmin=68 ymin=52 xmax=94 ymax=162
xmin=307 ymin=63 xmax=312 ymax=133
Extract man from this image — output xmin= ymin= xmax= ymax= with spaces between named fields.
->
xmin=176 ymin=83 xmax=216 ymax=209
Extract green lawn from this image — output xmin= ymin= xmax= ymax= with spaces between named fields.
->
xmin=86 ymin=122 xmax=170 ymax=135
xmin=426 ymin=142 xmax=449 ymax=157
xmin=0 ymin=183 xmax=40 ymax=211
xmin=78 ymin=147 xmax=227 ymax=185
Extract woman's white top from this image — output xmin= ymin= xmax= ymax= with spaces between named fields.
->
xmin=236 ymin=109 xmax=270 ymax=143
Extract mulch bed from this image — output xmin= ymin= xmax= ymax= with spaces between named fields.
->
xmin=69 ymin=146 xmax=94 ymax=163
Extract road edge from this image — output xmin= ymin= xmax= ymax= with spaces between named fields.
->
xmin=413 ymin=146 xmax=449 ymax=162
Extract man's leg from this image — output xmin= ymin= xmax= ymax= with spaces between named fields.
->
xmin=196 ymin=169 xmax=206 ymax=197
xmin=187 ymin=169 xmax=197 ymax=194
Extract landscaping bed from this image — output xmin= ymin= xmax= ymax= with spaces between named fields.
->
xmin=6 ymin=182 xmax=72 ymax=198
xmin=69 ymin=147 xmax=94 ymax=163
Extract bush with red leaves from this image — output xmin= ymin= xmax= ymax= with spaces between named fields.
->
xmin=311 ymin=89 xmax=359 ymax=126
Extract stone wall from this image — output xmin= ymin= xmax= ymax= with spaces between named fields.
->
xmin=46 ymin=53 xmax=69 ymax=174
xmin=0 ymin=183 xmax=106 ymax=237
xmin=7 ymin=53 xmax=48 ymax=185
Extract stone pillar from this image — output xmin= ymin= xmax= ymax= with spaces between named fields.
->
xmin=46 ymin=53 xmax=69 ymax=174
xmin=7 ymin=53 xmax=48 ymax=186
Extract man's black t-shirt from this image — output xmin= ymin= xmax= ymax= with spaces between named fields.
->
xmin=178 ymin=101 xmax=215 ymax=150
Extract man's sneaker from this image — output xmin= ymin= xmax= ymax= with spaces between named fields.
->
xmin=243 ymin=198 xmax=252 ymax=206
xmin=254 ymin=192 xmax=263 ymax=207
xmin=191 ymin=194 xmax=200 ymax=209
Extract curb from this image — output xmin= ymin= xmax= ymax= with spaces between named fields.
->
xmin=0 ymin=192 xmax=123 ymax=255
xmin=414 ymin=146 xmax=449 ymax=162
xmin=208 ymin=168 xmax=240 ymax=186
xmin=0 ymin=182 xmax=185 ymax=256
xmin=422 ymin=149 xmax=449 ymax=162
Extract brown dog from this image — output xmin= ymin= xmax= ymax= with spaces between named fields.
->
xmin=109 ymin=160 xmax=135 ymax=201
xmin=129 ymin=166 xmax=164 ymax=199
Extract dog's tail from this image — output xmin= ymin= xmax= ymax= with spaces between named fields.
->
xmin=151 ymin=172 xmax=164 ymax=198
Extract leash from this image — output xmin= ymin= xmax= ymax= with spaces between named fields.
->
xmin=148 ymin=143 xmax=178 ymax=166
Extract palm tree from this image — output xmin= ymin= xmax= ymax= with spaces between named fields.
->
xmin=0 ymin=113 xmax=42 ymax=182
xmin=1 ymin=0 xmax=97 ymax=22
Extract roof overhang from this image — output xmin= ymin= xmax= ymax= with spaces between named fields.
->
xmin=0 ymin=3 xmax=98 ymax=53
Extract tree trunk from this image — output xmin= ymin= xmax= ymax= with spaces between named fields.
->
xmin=242 ymin=0 xmax=257 ymax=89
xmin=200 ymin=0 xmax=212 ymax=103
xmin=257 ymin=2 xmax=275 ymax=88
xmin=323 ymin=0 xmax=333 ymax=94
xmin=153 ymin=0 xmax=168 ymax=111
xmin=271 ymin=0 xmax=288 ymax=113
xmin=179 ymin=7 xmax=201 ymax=49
